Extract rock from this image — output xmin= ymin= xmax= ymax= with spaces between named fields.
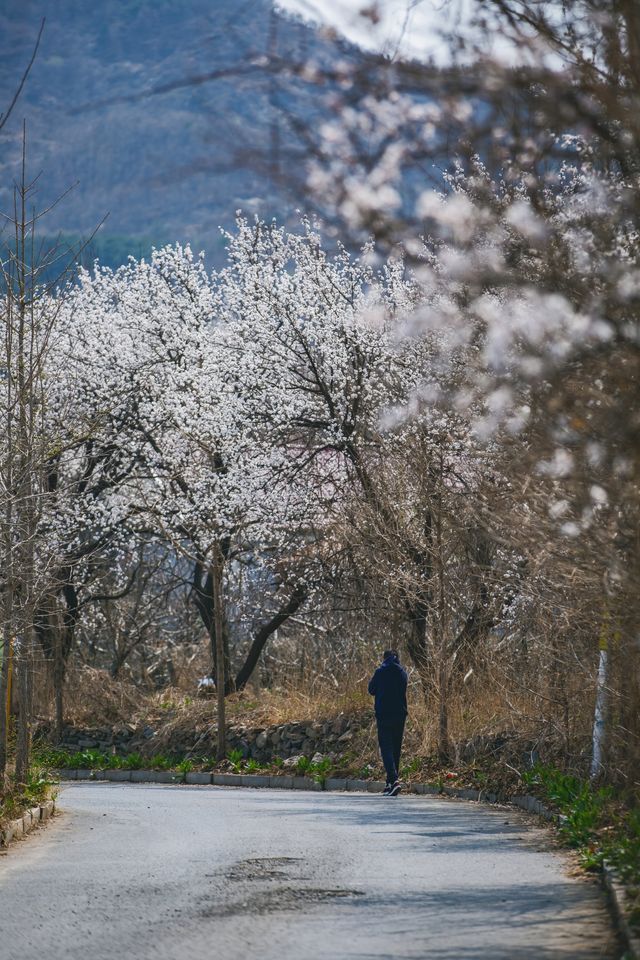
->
xmin=283 ymin=755 xmax=304 ymax=768
xmin=256 ymin=731 xmax=268 ymax=749
xmin=311 ymin=752 xmax=324 ymax=764
xmin=331 ymin=716 xmax=347 ymax=735
xmin=113 ymin=724 xmax=134 ymax=737
xmin=301 ymin=739 xmax=313 ymax=754
xmin=338 ymin=731 xmax=353 ymax=744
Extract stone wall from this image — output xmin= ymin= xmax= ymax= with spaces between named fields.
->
xmin=48 ymin=713 xmax=368 ymax=763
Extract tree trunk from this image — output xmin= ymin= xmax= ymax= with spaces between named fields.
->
xmin=0 ymin=632 xmax=11 ymax=781
xmin=234 ymin=584 xmax=306 ymax=691
xmin=406 ymin=600 xmax=430 ymax=692
xmin=14 ymin=635 xmax=33 ymax=785
xmin=435 ymin=451 xmax=450 ymax=762
xmin=437 ymin=657 xmax=449 ymax=762
xmin=590 ymin=624 xmax=609 ymax=781
xmin=53 ymin=579 xmax=79 ymax=736
xmin=211 ymin=549 xmax=226 ymax=761
xmin=192 ymin=560 xmax=232 ymax=692
xmin=53 ymin=629 xmax=65 ymax=742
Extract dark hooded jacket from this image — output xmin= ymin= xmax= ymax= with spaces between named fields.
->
xmin=368 ymin=654 xmax=408 ymax=720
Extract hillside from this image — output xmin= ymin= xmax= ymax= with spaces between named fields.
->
xmin=0 ymin=0 xmax=344 ymax=267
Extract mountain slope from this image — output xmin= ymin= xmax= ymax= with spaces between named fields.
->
xmin=0 ymin=0 xmax=340 ymax=266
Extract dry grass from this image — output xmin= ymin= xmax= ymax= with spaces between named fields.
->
xmin=59 ymin=665 xmax=143 ymax=728
xmin=35 ymin=657 xmax=598 ymax=789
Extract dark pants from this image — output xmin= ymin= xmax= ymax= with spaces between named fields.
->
xmin=376 ymin=714 xmax=406 ymax=784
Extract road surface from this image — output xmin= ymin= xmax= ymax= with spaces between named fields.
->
xmin=0 ymin=783 xmax=619 ymax=960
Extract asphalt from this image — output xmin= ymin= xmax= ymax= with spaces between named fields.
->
xmin=0 ymin=784 xmax=620 ymax=960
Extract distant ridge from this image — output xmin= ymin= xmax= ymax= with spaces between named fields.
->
xmin=0 ymin=0 xmax=353 ymax=267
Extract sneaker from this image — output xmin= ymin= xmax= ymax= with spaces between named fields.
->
xmin=382 ymin=783 xmax=392 ymax=795
xmin=388 ymin=780 xmax=402 ymax=797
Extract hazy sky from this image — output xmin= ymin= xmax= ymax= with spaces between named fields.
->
xmin=275 ymin=0 xmax=559 ymax=67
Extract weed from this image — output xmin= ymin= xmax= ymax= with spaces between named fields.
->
xmin=473 ymin=768 xmax=489 ymax=787
xmin=310 ymin=756 xmax=333 ymax=784
xmin=122 ymin=752 xmax=145 ymax=770
xmin=227 ymin=748 xmax=244 ymax=771
xmin=74 ymin=749 xmax=111 ymax=770
xmin=401 ymin=756 xmax=422 ymax=779
xmin=295 ymin=756 xmax=312 ymax=774
xmin=175 ymin=758 xmax=193 ymax=774
xmin=150 ymin=754 xmax=174 ymax=770
xmin=520 ymin=764 xmax=640 ymax=899
xmin=0 ymin=765 xmax=56 ymax=824
xmin=522 ymin=764 xmax=611 ymax=849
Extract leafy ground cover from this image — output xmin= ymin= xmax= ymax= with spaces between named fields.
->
xmin=0 ymin=766 xmax=57 ymax=830
xmin=521 ymin=764 xmax=640 ymax=927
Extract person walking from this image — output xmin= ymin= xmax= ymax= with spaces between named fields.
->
xmin=368 ymin=649 xmax=408 ymax=796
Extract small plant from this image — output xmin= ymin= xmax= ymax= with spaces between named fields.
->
xmin=65 ymin=748 xmax=112 ymax=770
xmin=522 ymin=764 xmax=612 ymax=849
xmin=311 ymin=756 xmax=333 ymax=784
xmin=473 ymin=769 xmax=489 ymax=788
xmin=150 ymin=753 xmax=173 ymax=770
xmin=295 ymin=756 xmax=312 ymax=774
xmin=245 ymin=758 xmax=260 ymax=772
xmin=272 ymin=757 xmax=284 ymax=769
xmin=33 ymin=747 xmax=73 ymax=769
xmin=175 ymin=758 xmax=193 ymax=774
xmin=227 ymin=748 xmax=244 ymax=771
xmin=400 ymin=756 xmax=422 ymax=779
xmin=0 ymin=764 xmax=57 ymax=823
xmin=518 ymin=762 xmax=640 ymax=897
xmin=122 ymin=752 xmax=145 ymax=770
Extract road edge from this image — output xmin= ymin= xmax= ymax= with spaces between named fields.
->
xmin=0 ymin=799 xmax=56 ymax=850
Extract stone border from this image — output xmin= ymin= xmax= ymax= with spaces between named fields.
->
xmin=602 ymin=862 xmax=640 ymax=960
xmin=52 ymin=768 xmax=565 ymax=807
xmin=55 ymin=769 xmax=324 ymax=790
xmin=0 ymin=799 xmax=56 ymax=849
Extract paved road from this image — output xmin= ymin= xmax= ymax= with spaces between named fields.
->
xmin=0 ymin=784 xmax=619 ymax=960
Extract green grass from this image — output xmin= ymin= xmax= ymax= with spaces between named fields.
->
xmin=521 ymin=764 xmax=640 ymax=904
xmin=175 ymin=758 xmax=193 ymax=774
xmin=33 ymin=747 xmax=194 ymax=773
xmin=0 ymin=766 xmax=57 ymax=824
xmin=310 ymin=756 xmax=333 ymax=784
xmin=227 ymin=748 xmax=244 ymax=771
xmin=400 ymin=756 xmax=422 ymax=779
